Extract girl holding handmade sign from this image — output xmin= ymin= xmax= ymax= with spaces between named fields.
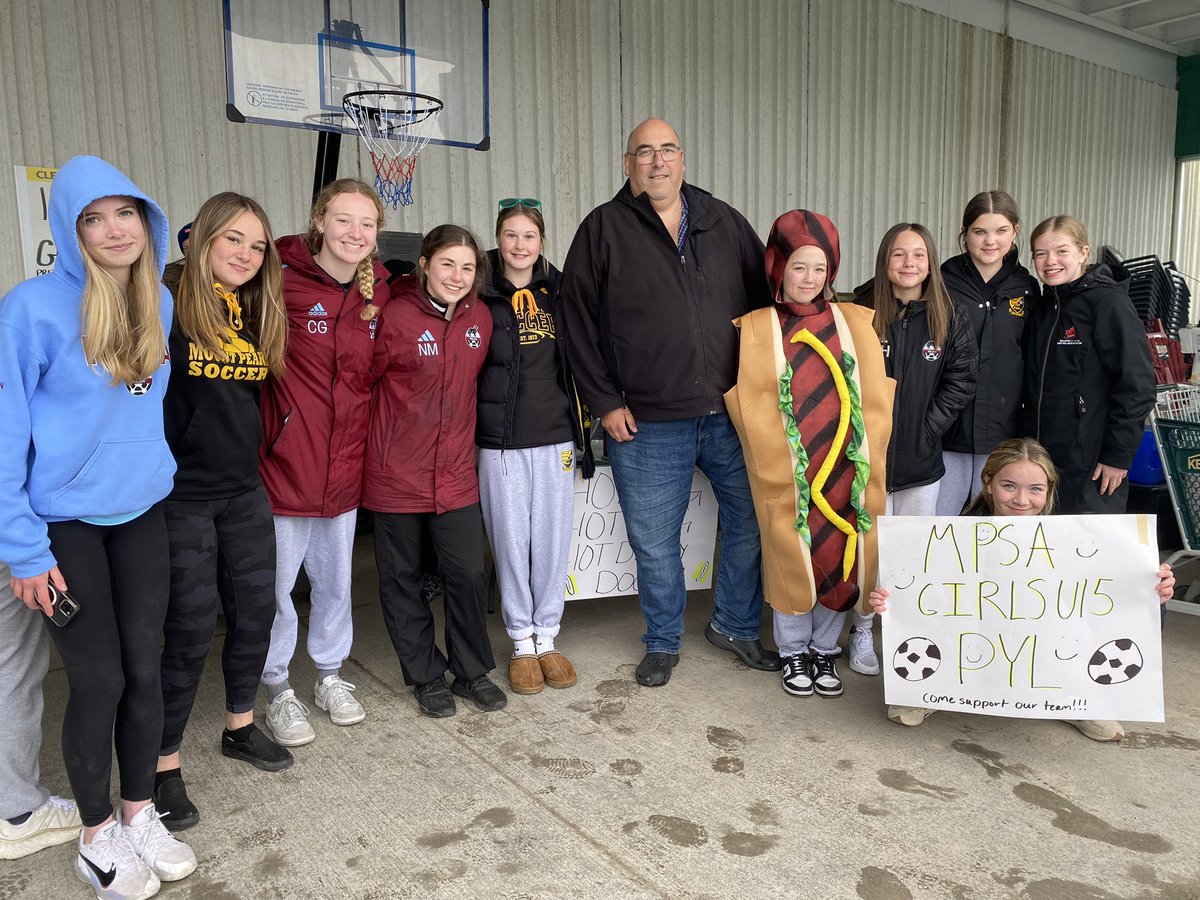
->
xmin=845 ymin=224 xmax=978 ymax=677
xmin=1022 ymin=215 xmax=1155 ymax=514
xmin=936 ymin=191 xmax=1039 ymax=516
xmin=725 ymin=210 xmax=893 ymax=698
xmin=871 ymin=437 xmax=1174 ymax=741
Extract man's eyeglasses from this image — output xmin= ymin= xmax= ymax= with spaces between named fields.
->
xmin=627 ymin=145 xmax=682 ymax=163
xmin=498 ymin=197 xmax=542 ymax=211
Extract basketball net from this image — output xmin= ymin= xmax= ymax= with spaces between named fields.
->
xmin=343 ymin=91 xmax=444 ymax=209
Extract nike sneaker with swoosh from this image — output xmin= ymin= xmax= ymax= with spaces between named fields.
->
xmin=120 ymin=803 xmax=197 ymax=882
xmin=75 ymin=819 xmax=160 ymax=900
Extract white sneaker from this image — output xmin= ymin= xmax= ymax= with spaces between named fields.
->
xmin=314 ymin=675 xmax=366 ymax=725
xmin=265 ymin=688 xmax=316 ymax=746
xmin=1068 ymin=719 xmax=1125 ymax=742
xmin=0 ymin=794 xmax=81 ymax=860
xmin=75 ymin=819 xmax=160 ymax=900
xmin=847 ymin=624 xmax=880 ymax=676
xmin=120 ymin=803 xmax=197 ymax=882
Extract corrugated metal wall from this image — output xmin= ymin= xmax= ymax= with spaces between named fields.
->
xmin=0 ymin=0 xmax=1180 ymax=291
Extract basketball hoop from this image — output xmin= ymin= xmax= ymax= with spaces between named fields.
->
xmin=342 ymin=90 xmax=443 ymax=209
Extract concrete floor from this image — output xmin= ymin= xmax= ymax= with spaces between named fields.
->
xmin=4 ymin=534 xmax=1200 ymax=900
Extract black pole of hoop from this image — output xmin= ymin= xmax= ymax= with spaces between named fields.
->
xmin=312 ymin=132 xmax=342 ymax=204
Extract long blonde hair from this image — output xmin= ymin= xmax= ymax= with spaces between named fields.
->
xmin=869 ymin=223 xmax=956 ymax=350
xmin=964 ymin=438 xmax=1060 ymax=516
xmin=304 ymin=179 xmax=385 ymax=301
xmin=175 ymin=193 xmax=287 ymax=376
xmin=78 ymin=199 xmax=166 ymax=386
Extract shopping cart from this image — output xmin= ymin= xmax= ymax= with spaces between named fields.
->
xmin=1151 ymin=383 xmax=1200 ymax=613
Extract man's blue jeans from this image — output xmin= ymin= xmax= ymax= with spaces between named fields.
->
xmin=606 ymin=412 xmax=764 ymax=653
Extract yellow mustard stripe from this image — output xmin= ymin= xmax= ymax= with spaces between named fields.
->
xmin=1137 ymin=515 xmax=1149 ymax=545
xmin=790 ymin=328 xmax=858 ymax=581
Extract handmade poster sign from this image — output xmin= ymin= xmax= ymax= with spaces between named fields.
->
xmin=565 ymin=466 xmax=717 ymax=601
xmin=877 ymin=515 xmax=1164 ymax=722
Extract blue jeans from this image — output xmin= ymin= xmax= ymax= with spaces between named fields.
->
xmin=607 ymin=412 xmax=764 ymax=653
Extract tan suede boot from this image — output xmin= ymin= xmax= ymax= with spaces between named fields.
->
xmin=509 ymin=654 xmax=544 ymax=694
xmin=538 ymin=651 xmax=577 ymax=689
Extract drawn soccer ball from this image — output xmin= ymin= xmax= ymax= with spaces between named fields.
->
xmin=893 ymin=637 xmax=941 ymax=681
xmin=127 ymin=377 xmax=152 ymax=396
xmin=1087 ymin=638 xmax=1143 ymax=685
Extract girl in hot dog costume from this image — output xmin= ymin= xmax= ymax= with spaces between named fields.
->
xmin=725 ymin=210 xmax=893 ymax=698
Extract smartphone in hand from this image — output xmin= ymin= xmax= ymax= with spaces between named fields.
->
xmin=45 ymin=584 xmax=80 ymax=628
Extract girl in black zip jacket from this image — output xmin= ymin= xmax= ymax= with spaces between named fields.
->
xmin=1022 ymin=215 xmax=1155 ymax=514
xmin=937 ymin=191 xmax=1039 ymax=515
xmin=849 ymin=223 xmax=976 ymax=676
xmin=859 ymin=224 xmax=978 ymax=504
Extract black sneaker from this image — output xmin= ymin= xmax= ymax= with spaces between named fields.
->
xmin=152 ymin=776 xmax=199 ymax=832
xmin=781 ymin=653 xmax=814 ymax=696
xmin=415 ymin=677 xmax=457 ymax=718
xmin=451 ymin=674 xmax=508 ymax=712
xmin=811 ymin=653 xmax=844 ymax=697
xmin=221 ymin=724 xmax=295 ymax=772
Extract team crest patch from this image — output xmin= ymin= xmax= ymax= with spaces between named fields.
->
xmin=561 ymin=449 xmax=574 ymax=472
xmin=1008 ymin=296 xmax=1025 ymax=317
xmin=921 ymin=341 xmax=942 ymax=361
xmin=1058 ymin=326 xmax=1082 ymax=347
xmin=465 ymin=325 xmax=481 ymax=349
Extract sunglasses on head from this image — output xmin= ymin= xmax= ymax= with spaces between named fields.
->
xmin=498 ymin=197 xmax=542 ymax=211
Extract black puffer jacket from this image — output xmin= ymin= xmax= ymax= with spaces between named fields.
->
xmin=1021 ymin=265 xmax=1154 ymax=513
xmin=476 ymin=250 xmax=594 ymax=477
xmin=855 ymin=284 xmax=978 ymax=491
xmin=940 ymin=251 xmax=1039 ymax=453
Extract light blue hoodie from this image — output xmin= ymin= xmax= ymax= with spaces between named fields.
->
xmin=0 ymin=155 xmax=176 ymax=578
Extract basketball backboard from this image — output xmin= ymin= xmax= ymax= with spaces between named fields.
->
xmin=223 ymin=0 xmax=490 ymax=150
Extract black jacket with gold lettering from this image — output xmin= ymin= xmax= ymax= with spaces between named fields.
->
xmin=476 ymin=250 xmax=592 ymax=478
xmin=163 ymin=285 xmax=270 ymax=501
xmin=940 ymin=250 xmax=1039 ymax=454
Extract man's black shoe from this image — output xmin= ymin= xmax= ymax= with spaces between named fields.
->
xmin=415 ymin=677 xmax=458 ymax=717
xmin=152 ymin=776 xmax=199 ymax=832
xmin=635 ymin=651 xmax=679 ymax=687
xmin=221 ymin=724 xmax=294 ymax=772
xmin=451 ymin=674 xmax=508 ymax=712
xmin=704 ymin=623 xmax=783 ymax=671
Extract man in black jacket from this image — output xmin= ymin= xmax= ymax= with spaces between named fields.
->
xmin=560 ymin=118 xmax=779 ymax=687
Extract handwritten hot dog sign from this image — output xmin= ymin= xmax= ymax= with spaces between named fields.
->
xmin=565 ymin=466 xmax=717 ymax=601
xmin=877 ymin=515 xmax=1164 ymax=721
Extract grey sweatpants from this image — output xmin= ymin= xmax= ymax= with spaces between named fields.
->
xmin=773 ymin=605 xmax=848 ymax=657
xmin=261 ymin=510 xmax=357 ymax=686
xmin=936 ymin=451 xmax=989 ymax=516
xmin=478 ymin=443 xmax=575 ymax=642
xmin=0 ymin=564 xmax=50 ymax=819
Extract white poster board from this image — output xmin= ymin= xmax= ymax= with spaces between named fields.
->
xmin=14 ymin=166 xmax=58 ymax=279
xmin=877 ymin=515 xmax=1163 ymax=722
xmin=566 ymin=466 xmax=717 ymax=601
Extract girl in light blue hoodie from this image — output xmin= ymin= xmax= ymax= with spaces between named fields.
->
xmin=0 ymin=156 xmax=196 ymax=900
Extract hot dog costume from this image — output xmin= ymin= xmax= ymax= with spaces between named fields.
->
xmin=725 ymin=210 xmax=893 ymax=616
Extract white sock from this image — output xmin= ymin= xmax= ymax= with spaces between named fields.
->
xmin=514 ymin=637 xmax=536 ymax=657
xmin=534 ymin=633 xmax=555 ymax=654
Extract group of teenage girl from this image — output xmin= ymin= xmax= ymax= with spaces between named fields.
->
xmin=0 ymin=153 xmax=1169 ymax=900
xmin=0 ymin=157 xmax=585 ymax=899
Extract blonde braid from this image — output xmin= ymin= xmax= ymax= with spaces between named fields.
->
xmin=355 ymin=257 xmax=375 ymax=300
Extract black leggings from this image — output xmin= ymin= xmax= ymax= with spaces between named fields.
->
xmin=44 ymin=506 xmax=170 ymax=828
xmin=159 ymin=486 xmax=277 ymax=755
